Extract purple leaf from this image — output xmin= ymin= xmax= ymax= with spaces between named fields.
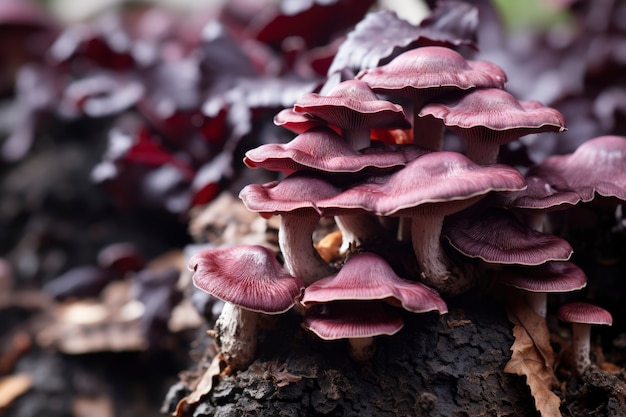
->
xmin=328 ymin=4 xmax=478 ymax=75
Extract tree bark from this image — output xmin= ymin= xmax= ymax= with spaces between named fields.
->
xmin=165 ymin=291 xmax=540 ymax=417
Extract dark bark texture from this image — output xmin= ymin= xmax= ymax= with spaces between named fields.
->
xmin=167 ymin=293 xmax=539 ymax=417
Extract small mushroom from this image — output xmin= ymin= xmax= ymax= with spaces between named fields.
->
xmin=189 ymin=245 xmax=304 ymax=370
xmin=497 ymin=261 xmax=587 ymax=318
xmin=293 ymin=79 xmax=411 ymax=150
xmin=243 ymin=126 xmax=427 ymax=175
xmin=301 ymin=252 xmax=447 ymax=361
xmin=301 ymin=252 xmax=448 ymax=312
xmin=557 ymin=302 xmax=613 ymax=375
xmin=418 ymin=88 xmax=566 ymax=165
xmin=303 ymin=301 xmax=404 ymax=362
xmin=273 ymin=107 xmax=327 ymax=134
xmin=442 ymin=208 xmax=573 ymax=267
xmin=526 ymin=135 xmax=626 ymax=203
xmin=356 ymin=46 xmax=506 ymax=150
xmin=491 ymin=174 xmax=581 ymax=232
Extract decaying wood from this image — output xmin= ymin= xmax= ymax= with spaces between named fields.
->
xmin=165 ymin=292 xmax=539 ymax=417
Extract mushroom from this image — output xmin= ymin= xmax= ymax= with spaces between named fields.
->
xmin=497 ymin=135 xmax=626 ymax=232
xmin=442 ymin=208 xmax=573 ymax=267
xmin=243 ymin=126 xmax=428 ymax=176
xmin=239 ymin=172 xmax=343 ymax=284
xmin=356 ymin=46 xmax=507 ymax=150
xmin=301 ymin=252 xmax=448 ymax=312
xmin=497 ymin=261 xmax=587 ymax=318
xmin=303 ymin=301 xmax=404 ymax=362
xmin=557 ymin=302 xmax=613 ymax=375
xmin=526 ymin=135 xmax=626 ymax=203
xmin=418 ymin=88 xmax=566 ymax=165
xmin=301 ymin=252 xmax=447 ymax=361
xmin=316 ymin=151 xmax=526 ymax=294
xmin=273 ymin=107 xmax=328 ymax=134
xmin=189 ymin=245 xmax=304 ymax=370
xmin=293 ymin=79 xmax=411 ymax=150
xmin=250 ymin=116 xmax=425 ymax=252
xmin=491 ymin=174 xmax=581 ymax=232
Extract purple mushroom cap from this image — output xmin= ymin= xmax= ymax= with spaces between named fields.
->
xmin=189 ymin=245 xmax=304 ymax=314
xmin=301 ymin=252 xmax=448 ymax=314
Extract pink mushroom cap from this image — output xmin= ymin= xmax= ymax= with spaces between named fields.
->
xmin=355 ymin=46 xmax=506 ymax=99
xmin=557 ymin=302 xmax=613 ymax=326
xmin=316 ymin=151 xmax=526 ymax=217
xmin=273 ymin=107 xmax=327 ymax=134
xmin=418 ymin=89 xmax=566 ymax=144
xmin=243 ymin=126 xmax=428 ymax=174
xmin=189 ymin=245 xmax=304 ymax=314
xmin=526 ymin=135 xmax=626 ymax=203
xmin=493 ymin=175 xmax=582 ymax=211
xmin=497 ymin=261 xmax=587 ymax=293
xmin=239 ymin=171 xmax=344 ymax=218
xmin=301 ymin=252 xmax=448 ymax=314
xmin=303 ymin=301 xmax=404 ymax=340
xmin=442 ymin=209 xmax=573 ymax=265
xmin=293 ymin=79 xmax=411 ymax=131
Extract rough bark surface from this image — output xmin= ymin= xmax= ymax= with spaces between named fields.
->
xmin=166 ymin=292 xmax=539 ymax=417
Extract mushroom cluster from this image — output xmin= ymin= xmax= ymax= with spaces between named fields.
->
xmin=189 ymin=15 xmax=620 ymax=373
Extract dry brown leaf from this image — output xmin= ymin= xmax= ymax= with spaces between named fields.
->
xmin=172 ymin=355 xmax=224 ymax=417
xmin=37 ymin=282 xmax=148 ymax=354
xmin=168 ymin=298 xmax=204 ymax=333
xmin=189 ymin=192 xmax=271 ymax=246
xmin=270 ymin=366 xmax=303 ymax=388
xmin=315 ymin=230 xmax=343 ymax=263
xmin=72 ymin=394 xmax=115 ymax=417
xmin=0 ymin=373 xmax=32 ymax=409
xmin=504 ymin=293 xmax=562 ymax=417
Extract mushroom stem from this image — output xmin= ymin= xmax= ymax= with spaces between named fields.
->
xmin=411 ymin=214 xmax=474 ymax=294
xmin=397 ymin=217 xmax=411 ymax=242
xmin=214 ymin=302 xmax=259 ymax=370
xmin=410 ymin=215 xmax=450 ymax=286
xmin=343 ymin=128 xmax=370 ymax=151
xmin=524 ymin=211 xmax=547 ymax=233
xmin=526 ymin=292 xmax=548 ymax=318
xmin=334 ymin=213 xmax=388 ymax=252
xmin=571 ymin=322 xmax=591 ymax=375
xmin=347 ymin=336 xmax=376 ymax=362
xmin=280 ymin=214 xmax=335 ymax=285
xmin=465 ymin=141 xmax=500 ymax=165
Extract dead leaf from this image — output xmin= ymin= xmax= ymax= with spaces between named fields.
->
xmin=37 ymin=281 xmax=148 ymax=354
xmin=504 ymin=293 xmax=562 ymax=417
xmin=0 ymin=373 xmax=32 ymax=409
xmin=172 ymin=355 xmax=224 ymax=417
xmin=72 ymin=395 xmax=115 ymax=417
xmin=315 ymin=230 xmax=343 ymax=263
xmin=270 ymin=366 xmax=303 ymax=388
xmin=168 ymin=298 xmax=203 ymax=333
xmin=189 ymin=192 xmax=271 ymax=246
